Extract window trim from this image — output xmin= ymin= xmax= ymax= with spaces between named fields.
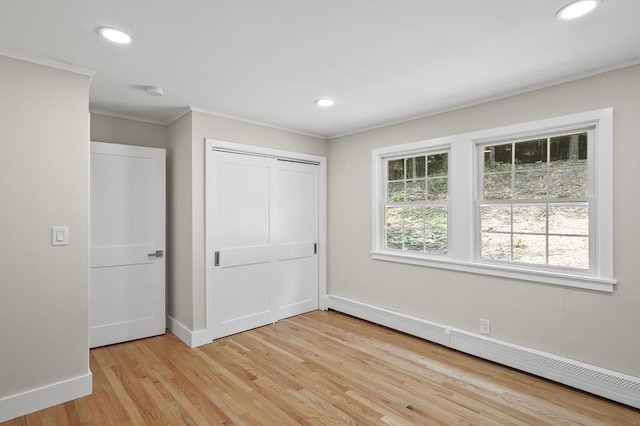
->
xmin=372 ymin=108 xmax=615 ymax=292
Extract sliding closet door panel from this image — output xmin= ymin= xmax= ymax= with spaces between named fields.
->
xmin=211 ymin=152 xmax=275 ymax=338
xmin=274 ymin=161 xmax=319 ymax=319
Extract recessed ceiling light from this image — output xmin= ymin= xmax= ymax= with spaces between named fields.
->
xmin=98 ymin=27 xmax=132 ymax=44
xmin=315 ymin=99 xmax=334 ymax=107
xmin=556 ymin=0 xmax=601 ymax=20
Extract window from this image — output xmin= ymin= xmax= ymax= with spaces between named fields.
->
xmin=384 ymin=152 xmax=449 ymax=254
xmin=479 ymin=131 xmax=591 ymax=270
xmin=372 ymin=109 xmax=614 ymax=292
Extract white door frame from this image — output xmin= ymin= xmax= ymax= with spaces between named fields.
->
xmin=204 ymin=139 xmax=327 ymax=342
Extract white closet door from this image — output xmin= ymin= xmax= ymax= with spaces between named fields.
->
xmin=210 ymin=152 xmax=277 ymax=338
xmin=90 ymin=142 xmax=166 ymax=348
xmin=274 ymin=160 xmax=319 ymax=319
xmin=209 ymin=150 xmax=319 ymax=339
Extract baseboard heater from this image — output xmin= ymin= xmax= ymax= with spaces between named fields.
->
xmin=326 ymin=294 xmax=640 ymax=409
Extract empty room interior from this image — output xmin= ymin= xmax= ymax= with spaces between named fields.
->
xmin=1 ymin=1 xmax=639 ymax=424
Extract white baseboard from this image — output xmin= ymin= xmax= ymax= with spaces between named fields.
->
xmin=167 ymin=316 xmax=211 ymax=348
xmin=326 ymin=294 xmax=640 ymax=409
xmin=0 ymin=371 xmax=92 ymax=422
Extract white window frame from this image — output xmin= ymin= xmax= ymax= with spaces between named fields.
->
xmin=372 ymin=108 xmax=615 ymax=292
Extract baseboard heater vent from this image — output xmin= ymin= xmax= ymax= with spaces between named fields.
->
xmin=326 ymin=294 xmax=640 ymax=409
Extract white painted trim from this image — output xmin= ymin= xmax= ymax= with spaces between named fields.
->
xmin=204 ymin=139 xmax=328 ymax=340
xmin=167 ymin=107 xmax=193 ymax=125
xmin=167 ymin=316 xmax=211 ymax=348
xmin=326 ymin=295 xmax=640 ymax=409
xmin=0 ymin=372 xmax=92 ymax=422
xmin=371 ymin=252 xmax=614 ymax=292
xmin=191 ymin=329 xmax=212 ymax=348
xmin=1 ymin=50 xmax=95 ymax=78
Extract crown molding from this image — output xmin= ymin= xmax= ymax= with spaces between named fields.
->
xmin=1 ymin=50 xmax=95 ymax=78
xmin=329 ymin=58 xmax=640 ymax=139
xmin=186 ymin=106 xmax=328 ymax=140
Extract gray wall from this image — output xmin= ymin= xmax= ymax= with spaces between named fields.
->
xmin=167 ymin=112 xmax=194 ymax=328
xmin=327 ymin=64 xmax=640 ymax=376
xmin=90 ymin=113 xmax=169 ymax=149
xmin=0 ymin=56 xmax=91 ymax=397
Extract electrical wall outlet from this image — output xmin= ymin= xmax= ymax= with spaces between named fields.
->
xmin=480 ymin=319 xmax=491 ymax=335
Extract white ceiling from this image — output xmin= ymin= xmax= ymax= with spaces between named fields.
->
xmin=1 ymin=1 xmax=639 ymax=139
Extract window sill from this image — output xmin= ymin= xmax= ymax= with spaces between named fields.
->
xmin=371 ymin=251 xmax=615 ymax=292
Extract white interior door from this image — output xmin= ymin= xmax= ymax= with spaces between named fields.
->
xmin=90 ymin=142 xmax=166 ymax=348
xmin=209 ymin=150 xmax=319 ymax=339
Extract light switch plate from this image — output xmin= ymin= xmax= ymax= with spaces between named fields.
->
xmin=52 ymin=226 xmax=68 ymax=246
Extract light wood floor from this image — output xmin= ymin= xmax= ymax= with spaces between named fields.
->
xmin=3 ymin=311 xmax=639 ymax=425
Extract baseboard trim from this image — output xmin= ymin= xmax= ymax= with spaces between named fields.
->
xmin=326 ymin=294 xmax=640 ymax=409
xmin=167 ymin=316 xmax=211 ymax=348
xmin=0 ymin=371 xmax=92 ymax=422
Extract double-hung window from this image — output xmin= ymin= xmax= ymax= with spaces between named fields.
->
xmin=384 ymin=152 xmax=449 ymax=254
xmin=372 ymin=109 xmax=615 ymax=292
xmin=479 ymin=131 xmax=591 ymax=270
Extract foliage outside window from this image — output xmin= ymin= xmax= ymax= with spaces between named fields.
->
xmin=372 ymin=108 xmax=614 ymax=292
xmin=384 ymin=153 xmax=449 ymax=254
xmin=480 ymin=132 xmax=590 ymax=270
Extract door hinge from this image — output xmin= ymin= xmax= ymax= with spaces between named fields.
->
xmin=314 ymin=243 xmax=318 ymax=255
xmin=214 ymin=251 xmax=220 ymax=266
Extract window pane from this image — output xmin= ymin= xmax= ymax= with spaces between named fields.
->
xmin=549 ymin=236 xmax=589 ymax=269
xmin=512 ymin=234 xmax=546 ymax=265
xmin=385 ymin=206 xmax=403 ymax=227
xmin=484 ymin=173 xmax=511 ymax=199
xmin=515 ymin=139 xmax=547 ymax=169
xmin=405 ymin=156 xmax=425 ymax=179
xmin=388 ymin=181 xmax=404 ymax=202
xmin=513 ymin=204 xmax=546 ymax=234
xmin=481 ymin=233 xmax=511 ymax=261
xmin=427 ymin=153 xmax=448 ymax=177
xmin=549 ymin=166 xmax=587 ymax=198
xmin=404 ymin=206 xmax=425 ymax=228
xmin=427 ymin=177 xmax=448 ymax=200
xmin=514 ymin=170 xmax=547 ymax=199
xmin=548 ymin=204 xmax=588 ymax=235
xmin=425 ymin=207 xmax=447 ymax=254
xmin=404 ymin=228 xmax=424 ymax=251
xmin=484 ymin=144 xmax=512 ymax=173
xmin=385 ymin=228 xmax=402 ymax=250
xmin=550 ymin=133 xmax=587 ymax=162
xmin=481 ymin=205 xmax=511 ymax=232
xmin=388 ymin=159 xmax=404 ymax=181
xmin=406 ymin=179 xmax=426 ymax=201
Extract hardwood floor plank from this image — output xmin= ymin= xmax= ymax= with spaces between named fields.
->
xmin=2 ymin=311 xmax=638 ymax=425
